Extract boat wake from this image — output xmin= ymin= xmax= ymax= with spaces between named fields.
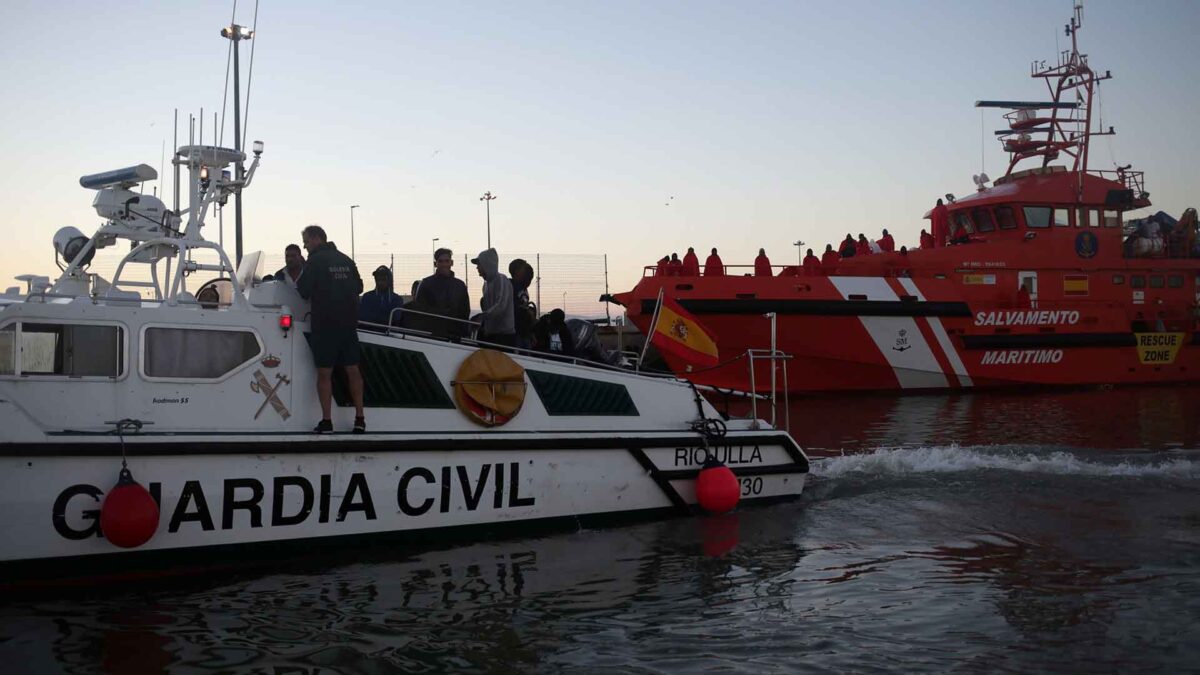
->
xmin=811 ymin=445 xmax=1200 ymax=480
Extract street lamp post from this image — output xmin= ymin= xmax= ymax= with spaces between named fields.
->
xmin=350 ymin=205 xmax=360 ymax=261
xmin=219 ymin=23 xmax=253 ymax=267
xmin=479 ymin=191 xmax=496 ymax=249
xmin=793 ymin=240 xmax=805 ymax=266
xmin=431 ymin=237 xmax=439 ymax=266
xmin=562 ymin=291 xmax=567 ymax=313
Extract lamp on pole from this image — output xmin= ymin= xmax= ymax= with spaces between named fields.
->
xmin=219 ymin=23 xmax=254 ymax=267
xmin=562 ymin=291 xmax=567 ymax=313
xmin=793 ymin=240 xmax=805 ymax=266
xmin=431 ymin=237 xmax=439 ymax=266
xmin=479 ymin=191 xmax=496 ymax=249
xmin=349 ymin=205 xmax=360 ymax=261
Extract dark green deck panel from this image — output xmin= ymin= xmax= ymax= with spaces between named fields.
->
xmin=527 ymin=369 xmax=640 ymax=416
xmin=332 ymin=342 xmax=454 ymax=408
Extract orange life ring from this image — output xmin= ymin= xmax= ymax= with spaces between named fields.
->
xmin=453 ymin=349 xmax=527 ymax=427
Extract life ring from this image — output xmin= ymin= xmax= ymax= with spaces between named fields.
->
xmin=453 ymin=349 xmax=526 ymax=427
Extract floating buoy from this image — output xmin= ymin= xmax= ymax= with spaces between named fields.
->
xmin=695 ymin=458 xmax=740 ymax=514
xmin=100 ymin=467 xmax=159 ymax=548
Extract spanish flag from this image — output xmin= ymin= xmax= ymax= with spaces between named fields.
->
xmin=650 ymin=295 xmax=719 ymax=368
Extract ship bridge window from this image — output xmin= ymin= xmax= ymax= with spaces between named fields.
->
xmin=1023 ymin=206 xmax=1052 ymax=229
xmin=1054 ymin=209 xmax=1071 ymax=227
xmin=143 ymin=326 xmax=261 ymax=380
xmin=0 ymin=326 xmax=14 ymax=375
xmin=1150 ymin=275 xmax=1165 ymax=289
xmin=1131 ymin=275 xmax=1146 ymax=289
xmin=0 ymin=322 xmax=124 ymax=378
xmin=971 ymin=208 xmax=996 ymax=233
xmin=996 ymin=206 xmax=1018 ymax=230
xmin=1168 ymin=275 xmax=1184 ymax=288
xmin=1104 ymin=210 xmax=1121 ymax=228
xmin=952 ymin=212 xmax=975 ymax=234
xmin=1087 ymin=210 xmax=1101 ymax=228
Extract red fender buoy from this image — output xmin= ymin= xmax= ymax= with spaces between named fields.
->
xmin=100 ymin=467 xmax=160 ymax=548
xmin=696 ymin=458 xmax=740 ymax=514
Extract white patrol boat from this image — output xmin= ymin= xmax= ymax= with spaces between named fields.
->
xmin=0 ymin=142 xmax=808 ymax=583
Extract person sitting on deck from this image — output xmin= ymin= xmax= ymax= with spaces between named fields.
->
xmin=704 ymin=248 xmax=725 ymax=276
xmin=802 ymin=248 xmax=821 ymax=276
xmin=839 ymin=234 xmax=856 ymax=258
xmin=856 ymin=234 xmax=872 ymax=256
xmin=534 ymin=308 xmax=575 ymax=356
xmin=754 ymin=248 xmax=772 ymax=276
xmin=821 ymin=244 xmax=840 ymax=273
xmin=668 ymin=253 xmax=683 ymax=276
xmin=877 ymin=228 xmax=895 ymax=252
xmin=681 ymin=247 xmax=701 ymax=276
xmin=931 ymin=198 xmax=949 ymax=248
xmin=920 ymin=228 xmax=934 ymax=250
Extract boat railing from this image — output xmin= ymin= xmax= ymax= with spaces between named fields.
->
xmin=1091 ymin=168 xmax=1147 ymax=197
xmin=640 ymin=264 xmax=807 ymax=278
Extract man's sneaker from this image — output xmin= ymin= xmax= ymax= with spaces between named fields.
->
xmin=353 ymin=417 xmax=366 ymax=434
xmin=313 ymin=419 xmax=333 ymax=434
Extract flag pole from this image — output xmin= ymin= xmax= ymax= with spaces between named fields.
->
xmin=637 ymin=287 xmax=665 ymax=372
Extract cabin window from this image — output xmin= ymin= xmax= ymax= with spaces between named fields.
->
xmin=1087 ymin=210 xmax=1101 ymax=228
xmin=143 ymin=327 xmax=261 ymax=380
xmin=1149 ymin=275 xmax=1165 ymax=289
xmin=1168 ymin=275 xmax=1184 ymax=288
xmin=953 ymin=212 xmax=975 ymax=234
xmin=1111 ymin=274 xmax=1125 ymax=285
xmin=996 ymin=206 xmax=1018 ymax=230
xmin=1054 ymin=208 xmax=1071 ymax=227
xmin=972 ymin=209 xmax=996 ymax=233
xmin=0 ymin=326 xmax=14 ymax=375
xmin=1103 ymin=210 xmax=1121 ymax=228
xmin=1131 ymin=276 xmax=1146 ymax=289
xmin=9 ymin=323 xmax=124 ymax=378
xmin=527 ymin=370 xmax=639 ymax=416
xmin=1023 ymin=206 xmax=1052 ymax=228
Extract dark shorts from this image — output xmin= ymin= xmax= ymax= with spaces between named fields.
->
xmin=309 ymin=328 xmax=361 ymax=368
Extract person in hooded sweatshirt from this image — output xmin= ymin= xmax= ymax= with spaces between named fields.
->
xmin=681 ymin=247 xmax=701 ymax=276
xmin=802 ymin=248 xmax=821 ymax=276
xmin=704 ymin=248 xmax=725 ymax=276
xmin=877 ymin=228 xmax=895 ymax=253
xmin=839 ymin=234 xmax=856 ymax=258
xmin=821 ymin=243 xmax=840 ymax=274
xmin=472 ymin=248 xmax=516 ymax=346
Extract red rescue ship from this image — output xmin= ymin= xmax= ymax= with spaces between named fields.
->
xmin=612 ymin=5 xmax=1200 ymax=394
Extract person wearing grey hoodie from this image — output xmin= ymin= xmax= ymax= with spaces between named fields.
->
xmin=471 ymin=248 xmax=516 ymax=346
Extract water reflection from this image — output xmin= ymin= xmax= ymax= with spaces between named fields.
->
xmin=2 ymin=515 xmax=809 ymax=673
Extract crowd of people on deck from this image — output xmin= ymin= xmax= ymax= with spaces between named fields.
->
xmin=650 ymin=198 xmax=977 ymax=278
xmin=268 ymin=225 xmax=587 ymax=434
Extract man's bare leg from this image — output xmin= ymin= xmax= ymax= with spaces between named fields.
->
xmin=345 ymin=365 xmax=365 ymax=418
xmin=317 ymin=367 xmax=334 ymax=420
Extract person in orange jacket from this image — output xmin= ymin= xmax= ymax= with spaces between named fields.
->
xmin=681 ymin=247 xmax=701 ymax=276
xmin=655 ymin=256 xmax=670 ymax=276
xmin=821 ymin=244 xmax=840 ymax=275
xmin=877 ymin=228 xmax=895 ymax=252
xmin=703 ymin=248 xmax=725 ymax=276
xmin=754 ymin=248 xmax=772 ymax=276
xmin=668 ymin=252 xmax=683 ymax=275
xmin=930 ymin=198 xmax=949 ymax=248
xmin=919 ymin=229 xmax=934 ymax=250
xmin=855 ymin=234 xmax=872 ymax=256
xmin=802 ymin=248 xmax=821 ymax=276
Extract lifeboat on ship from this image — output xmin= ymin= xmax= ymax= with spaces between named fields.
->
xmin=610 ymin=4 xmax=1199 ymax=395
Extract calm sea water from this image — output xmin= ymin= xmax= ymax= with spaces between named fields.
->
xmin=2 ymin=386 xmax=1199 ymax=673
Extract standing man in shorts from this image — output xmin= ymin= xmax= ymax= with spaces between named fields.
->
xmin=297 ymin=224 xmax=366 ymax=434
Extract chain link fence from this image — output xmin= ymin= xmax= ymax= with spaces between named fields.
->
xmin=79 ymin=248 xmax=613 ymax=320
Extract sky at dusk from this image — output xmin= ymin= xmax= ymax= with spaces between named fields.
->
xmin=1 ymin=0 xmax=1198 ymax=296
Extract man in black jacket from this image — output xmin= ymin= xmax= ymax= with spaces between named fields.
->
xmin=413 ymin=247 xmax=470 ymax=339
xmin=297 ymin=225 xmax=366 ymax=434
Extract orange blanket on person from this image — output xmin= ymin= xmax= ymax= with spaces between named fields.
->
xmin=651 ymin=296 xmax=719 ymax=368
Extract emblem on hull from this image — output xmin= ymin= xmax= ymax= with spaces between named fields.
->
xmin=251 ymin=370 xmax=291 ymax=420
xmin=892 ymin=328 xmax=911 ymax=352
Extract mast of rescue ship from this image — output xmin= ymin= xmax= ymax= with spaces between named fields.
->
xmin=976 ymin=3 xmax=1145 ymax=204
